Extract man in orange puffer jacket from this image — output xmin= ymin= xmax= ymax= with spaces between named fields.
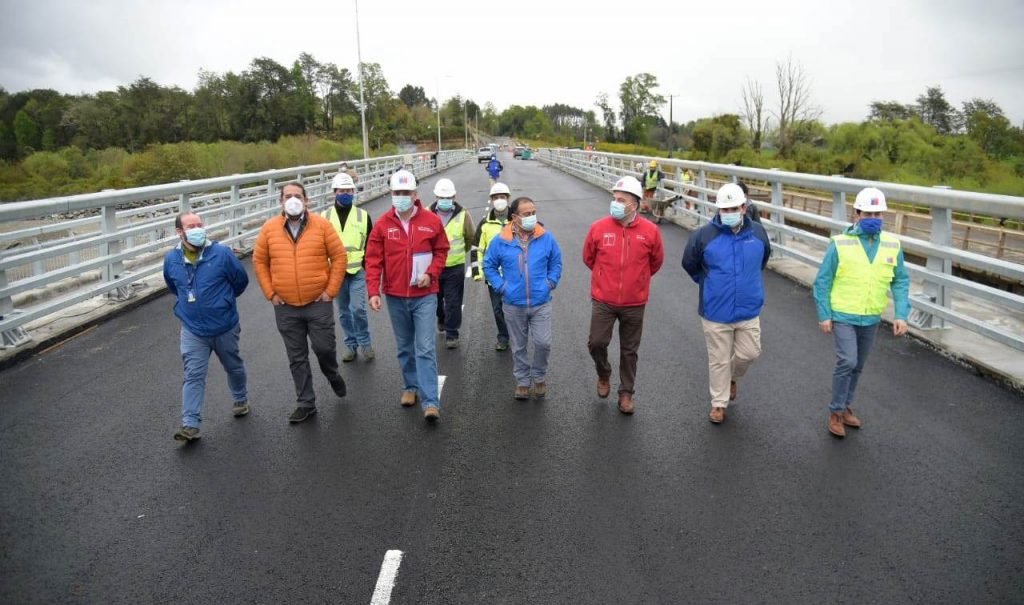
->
xmin=254 ymin=182 xmax=348 ymax=424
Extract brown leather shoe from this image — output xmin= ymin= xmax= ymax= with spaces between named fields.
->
xmin=709 ymin=406 xmax=725 ymax=424
xmin=596 ymin=378 xmax=611 ymax=399
xmin=400 ymin=390 xmax=419 ymax=407
xmin=514 ymin=386 xmax=530 ymax=400
xmin=729 ymin=380 xmax=737 ymax=401
xmin=828 ymin=412 xmax=846 ymax=437
xmin=533 ymin=382 xmax=547 ymax=398
xmin=617 ymin=392 xmax=635 ymax=415
xmin=423 ymin=405 xmax=440 ymax=421
xmin=842 ymin=408 xmax=862 ymax=428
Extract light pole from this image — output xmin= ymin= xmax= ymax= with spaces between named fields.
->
xmin=464 ymin=98 xmax=468 ymax=150
xmin=354 ymin=0 xmax=369 ymax=159
xmin=666 ymin=93 xmax=678 ymax=156
xmin=436 ymin=82 xmax=442 ymax=152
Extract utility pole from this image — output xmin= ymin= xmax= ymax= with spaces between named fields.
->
xmin=667 ymin=94 xmax=677 ymax=156
xmin=464 ymin=99 xmax=468 ymax=150
xmin=354 ymin=0 xmax=369 ymax=159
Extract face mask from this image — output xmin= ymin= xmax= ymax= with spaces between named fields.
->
xmin=335 ymin=193 xmax=354 ymax=207
xmin=720 ymin=212 xmax=742 ymax=227
xmin=492 ymin=197 xmax=508 ymax=212
xmin=284 ymin=196 xmax=304 ymax=217
xmin=437 ymin=199 xmax=454 ymax=212
xmin=392 ymin=195 xmax=413 ymax=212
xmin=859 ymin=218 xmax=883 ymax=234
xmin=519 ymin=215 xmax=537 ymax=231
xmin=184 ymin=227 xmax=206 ymax=247
xmin=610 ymin=200 xmax=627 ymax=220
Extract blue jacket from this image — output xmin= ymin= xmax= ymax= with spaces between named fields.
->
xmin=682 ymin=215 xmax=772 ymax=323
xmin=486 ymin=158 xmax=503 ymax=179
xmin=163 ymin=241 xmax=249 ymax=337
xmin=483 ymin=223 xmax=562 ymax=308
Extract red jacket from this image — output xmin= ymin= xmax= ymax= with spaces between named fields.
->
xmin=583 ymin=215 xmax=665 ymax=307
xmin=365 ymin=200 xmax=450 ymax=298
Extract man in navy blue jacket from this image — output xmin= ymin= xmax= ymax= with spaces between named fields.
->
xmin=163 ymin=212 xmax=250 ymax=442
xmin=683 ymin=183 xmax=772 ymax=424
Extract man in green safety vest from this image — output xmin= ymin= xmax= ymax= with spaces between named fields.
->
xmin=640 ymin=159 xmax=663 ymax=214
xmin=471 ymin=182 xmax=513 ymax=351
xmin=430 ymin=178 xmax=476 ymax=349
xmin=813 ymin=187 xmax=911 ymax=438
xmin=323 ymin=172 xmax=375 ymax=362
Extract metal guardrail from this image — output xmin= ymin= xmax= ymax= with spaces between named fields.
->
xmin=537 ymin=148 xmax=1024 ymax=352
xmin=0 ymin=150 xmax=473 ymax=348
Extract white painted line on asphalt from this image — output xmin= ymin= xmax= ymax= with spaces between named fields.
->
xmin=438 ymin=375 xmax=447 ymax=397
xmin=370 ymin=550 xmax=404 ymax=605
xmin=465 ymin=265 xmax=471 ymax=278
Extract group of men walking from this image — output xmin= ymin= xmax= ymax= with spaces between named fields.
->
xmin=163 ymin=160 xmax=909 ymax=443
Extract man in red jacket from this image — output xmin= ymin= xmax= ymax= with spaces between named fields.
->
xmin=365 ymin=170 xmax=450 ymax=421
xmin=583 ymin=176 xmax=665 ymax=414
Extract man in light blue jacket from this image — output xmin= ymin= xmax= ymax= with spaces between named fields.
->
xmin=483 ymin=197 xmax=563 ymax=400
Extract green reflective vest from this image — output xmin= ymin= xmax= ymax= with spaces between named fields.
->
xmin=324 ymin=206 xmax=368 ymax=274
xmin=443 ymin=210 xmax=467 ymax=267
xmin=644 ymin=170 xmax=660 ymax=190
xmin=830 ymin=232 xmax=901 ymax=316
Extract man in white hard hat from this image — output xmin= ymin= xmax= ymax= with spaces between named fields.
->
xmin=813 ymin=187 xmax=910 ymax=438
xmin=471 ymin=182 xmax=514 ymax=351
xmin=365 ymin=170 xmax=450 ymax=422
xmin=682 ymin=183 xmax=772 ymax=424
xmin=583 ymin=176 xmax=665 ymax=414
xmin=323 ymin=172 xmax=374 ymax=362
xmin=429 ymin=178 xmax=476 ymax=349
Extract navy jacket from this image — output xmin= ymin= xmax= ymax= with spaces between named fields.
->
xmin=682 ymin=215 xmax=771 ymax=323
xmin=163 ymin=241 xmax=249 ymax=337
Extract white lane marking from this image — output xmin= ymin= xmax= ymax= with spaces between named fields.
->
xmin=370 ymin=550 xmax=404 ymax=605
xmin=438 ymin=375 xmax=447 ymax=397
xmin=465 ymin=265 xmax=472 ymax=278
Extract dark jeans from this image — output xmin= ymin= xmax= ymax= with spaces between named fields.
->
xmin=436 ymin=264 xmax=465 ymax=339
xmin=273 ymin=301 xmax=342 ymax=408
xmin=588 ymin=300 xmax=647 ymax=394
xmin=830 ymin=322 xmax=878 ymax=412
xmin=487 ymin=284 xmax=510 ymax=345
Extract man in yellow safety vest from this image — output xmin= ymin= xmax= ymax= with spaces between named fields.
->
xmin=430 ymin=178 xmax=476 ymax=349
xmin=471 ymin=182 xmax=513 ymax=351
xmin=640 ymin=159 xmax=664 ymax=214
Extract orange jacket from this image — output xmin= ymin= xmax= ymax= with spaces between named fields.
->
xmin=253 ymin=213 xmax=347 ymax=306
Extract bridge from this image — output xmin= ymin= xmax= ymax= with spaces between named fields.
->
xmin=1 ymin=149 xmax=1023 ymax=603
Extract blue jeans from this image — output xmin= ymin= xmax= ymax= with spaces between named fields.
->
xmin=336 ymin=269 xmax=372 ymax=350
xmin=385 ymin=295 xmax=440 ymax=410
xmin=830 ymin=322 xmax=878 ymax=412
xmin=503 ymin=302 xmax=552 ymax=387
xmin=180 ymin=324 xmax=247 ymax=428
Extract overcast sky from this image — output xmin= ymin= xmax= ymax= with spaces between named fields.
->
xmin=3 ymin=0 xmax=1024 ymax=126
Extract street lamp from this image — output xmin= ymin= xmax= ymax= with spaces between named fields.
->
xmin=354 ymin=0 xmax=369 ymax=159
xmin=666 ymin=93 xmax=679 ymax=156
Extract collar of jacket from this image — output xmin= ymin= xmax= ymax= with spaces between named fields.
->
xmin=484 ymin=209 xmax=508 ymax=223
xmin=385 ymin=198 xmax=424 ymax=222
xmin=429 ymin=201 xmax=463 ymax=215
xmin=499 ymin=222 xmax=546 ymax=241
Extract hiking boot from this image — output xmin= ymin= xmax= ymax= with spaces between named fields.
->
xmin=362 ymin=346 xmax=375 ymax=360
xmin=730 ymin=380 xmax=737 ymax=401
xmin=446 ymin=338 xmax=459 ymax=349
xmin=842 ymin=407 xmax=862 ymax=428
xmin=424 ymin=406 xmax=440 ymax=422
xmin=618 ymin=392 xmax=635 ymax=415
xmin=514 ymin=386 xmax=530 ymax=400
xmin=709 ymin=406 xmax=726 ymax=424
xmin=330 ymin=376 xmax=347 ymax=398
xmin=341 ymin=348 xmax=357 ymax=362
xmin=231 ymin=400 xmax=250 ymax=417
xmin=828 ymin=412 xmax=846 ymax=438
xmin=596 ymin=378 xmax=611 ymax=399
xmin=533 ymin=382 xmax=547 ymax=398
xmin=173 ymin=426 xmax=200 ymax=442
xmin=400 ymin=390 xmax=419 ymax=407
xmin=288 ymin=406 xmax=316 ymax=424
xmin=495 ymin=340 xmax=509 ymax=351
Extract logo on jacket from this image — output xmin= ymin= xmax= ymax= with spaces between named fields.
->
xmin=387 ymin=227 xmax=400 ymax=240
xmin=416 ymin=226 xmax=434 ymax=233
xmin=602 ymin=233 xmax=616 ymax=247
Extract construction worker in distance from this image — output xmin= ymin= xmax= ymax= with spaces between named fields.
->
xmin=682 ymin=183 xmax=772 ymax=425
xmin=736 ymin=182 xmax=763 ymax=224
xmin=640 ymin=160 xmax=664 ymax=214
xmin=813 ymin=187 xmax=910 ymax=438
xmin=583 ymin=176 xmax=665 ymax=415
xmin=485 ymin=154 xmax=503 ymax=185
xmin=471 ymin=182 xmax=513 ymax=351
xmin=429 ymin=178 xmax=476 ymax=349
xmin=323 ymin=172 xmax=374 ymax=362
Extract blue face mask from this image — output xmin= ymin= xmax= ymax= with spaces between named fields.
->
xmin=720 ymin=212 xmax=742 ymax=227
xmin=859 ymin=218 xmax=883 ymax=234
xmin=519 ymin=215 xmax=537 ymax=231
xmin=184 ymin=227 xmax=207 ymax=247
xmin=610 ymin=200 xmax=627 ymax=220
xmin=335 ymin=193 xmax=354 ymax=207
xmin=437 ymin=199 xmax=454 ymax=211
xmin=392 ymin=195 xmax=413 ymax=213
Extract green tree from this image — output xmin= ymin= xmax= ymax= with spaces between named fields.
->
xmin=398 ymin=85 xmax=429 ymax=108
xmin=916 ymin=86 xmax=955 ymax=135
xmin=691 ymin=114 xmax=745 ymax=161
xmin=618 ymin=73 xmax=665 ymax=144
xmin=868 ymin=100 xmax=917 ymax=122
xmin=595 ymin=93 xmax=617 ymax=142
xmin=14 ymin=109 xmax=41 ymax=153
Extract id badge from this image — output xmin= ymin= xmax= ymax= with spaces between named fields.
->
xmin=187 ymin=290 xmax=196 ymax=303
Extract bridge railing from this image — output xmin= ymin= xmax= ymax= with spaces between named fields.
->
xmin=537 ymin=148 xmax=1024 ymax=352
xmin=0 ymin=150 xmax=473 ymax=348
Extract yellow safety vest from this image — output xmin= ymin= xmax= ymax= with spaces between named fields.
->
xmin=644 ymin=170 xmax=660 ymax=190
xmin=324 ymin=206 xmax=368 ymax=274
xmin=830 ymin=232 xmax=901 ymax=316
xmin=443 ymin=210 xmax=467 ymax=267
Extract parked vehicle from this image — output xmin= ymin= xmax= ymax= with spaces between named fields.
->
xmin=477 ymin=147 xmax=493 ymax=163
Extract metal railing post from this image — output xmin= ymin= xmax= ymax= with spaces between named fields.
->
xmin=230 ymin=183 xmax=241 ymax=238
xmin=770 ymin=169 xmax=786 ymax=245
xmin=267 ymin=178 xmax=276 ymax=211
xmin=831 ymin=175 xmax=847 ymax=236
xmin=917 ymin=185 xmax=954 ymax=329
xmin=697 ymin=169 xmax=708 ymax=220
xmin=101 ymin=205 xmax=132 ymax=300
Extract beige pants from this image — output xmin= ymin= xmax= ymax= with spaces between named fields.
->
xmin=701 ymin=317 xmax=762 ymax=408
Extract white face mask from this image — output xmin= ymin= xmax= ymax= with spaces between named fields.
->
xmin=492 ymin=197 xmax=508 ymax=212
xmin=284 ymin=196 xmax=304 ymax=217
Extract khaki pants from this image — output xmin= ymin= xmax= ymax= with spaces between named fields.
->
xmin=701 ymin=317 xmax=762 ymax=408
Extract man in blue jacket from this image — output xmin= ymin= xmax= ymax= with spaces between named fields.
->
xmin=485 ymin=154 xmax=503 ymax=185
xmin=683 ymin=183 xmax=772 ymax=424
xmin=483 ymin=197 xmax=563 ymax=400
xmin=163 ymin=212 xmax=250 ymax=442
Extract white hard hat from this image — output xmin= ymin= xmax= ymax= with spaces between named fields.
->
xmin=389 ymin=169 xmax=417 ymax=191
xmin=489 ymin=182 xmax=511 ymax=197
xmin=331 ymin=173 xmax=355 ymax=190
xmin=433 ymin=178 xmax=456 ymax=197
xmin=611 ymin=176 xmax=643 ymax=200
xmin=716 ymin=183 xmax=747 ymax=209
xmin=853 ymin=187 xmax=888 ymax=212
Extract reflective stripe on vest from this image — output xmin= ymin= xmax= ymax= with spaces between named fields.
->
xmin=475 ymin=217 xmax=506 ymax=268
xmin=829 ymin=232 xmax=900 ymax=316
xmin=645 ymin=170 xmax=659 ymax=190
xmin=443 ymin=210 xmax=466 ymax=267
xmin=324 ymin=206 xmax=368 ymax=274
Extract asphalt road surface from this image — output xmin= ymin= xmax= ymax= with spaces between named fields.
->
xmin=2 ymin=153 xmax=1023 ymax=604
